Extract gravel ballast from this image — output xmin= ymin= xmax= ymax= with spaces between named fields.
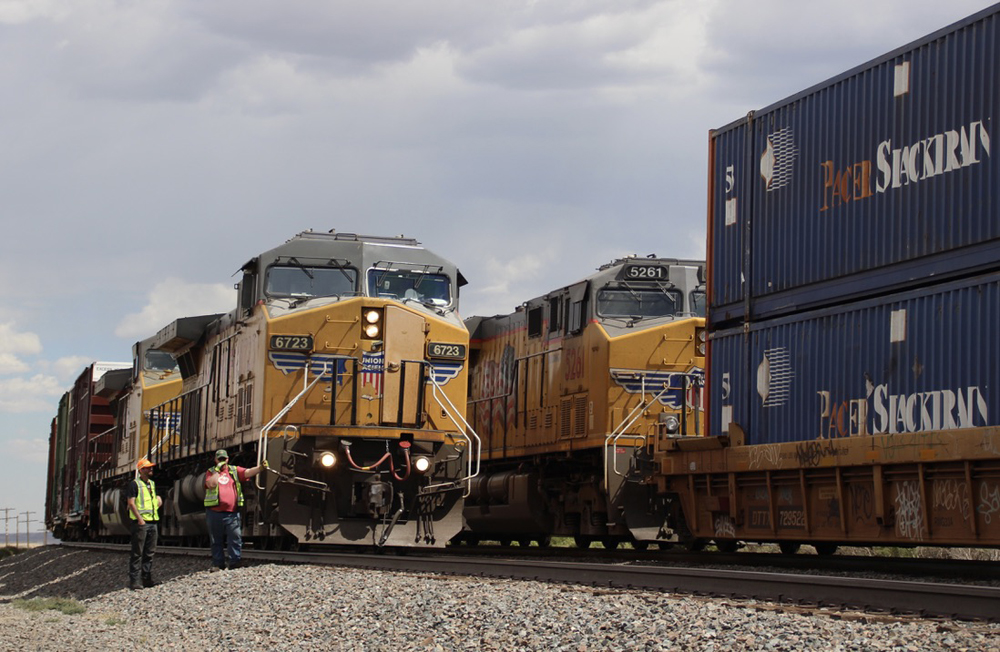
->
xmin=0 ymin=547 xmax=997 ymax=651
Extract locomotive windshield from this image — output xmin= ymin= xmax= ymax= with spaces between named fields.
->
xmin=597 ymin=287 xmax=683 ymax=319
xmin=367 ymin=269 xmax=451 ymax=306
xmin=690 ymin=291 xmax=706 ymax=317
xmin=266 ymin=265 xmax=358 ymax=300
xmin=144 ymin=349 xmax=178 ymax=372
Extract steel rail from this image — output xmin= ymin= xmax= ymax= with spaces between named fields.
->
xmin=61 ymin=542 xmax=1000 ymax=622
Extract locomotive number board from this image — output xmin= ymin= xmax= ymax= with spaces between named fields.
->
xmin=270 ymin=334 xmax=314 ymax=351
xmin=427 ymin=342 xmax=466 ymax=360
xmin=622 ymin=264 xmax=668 ymax=280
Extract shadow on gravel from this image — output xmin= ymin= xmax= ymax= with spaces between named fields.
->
xmin=0 ymin=546 xmax=224 ymax=602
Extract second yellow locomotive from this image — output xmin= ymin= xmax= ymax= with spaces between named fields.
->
xmin=464 ymin=256 xmax=706 ymax=548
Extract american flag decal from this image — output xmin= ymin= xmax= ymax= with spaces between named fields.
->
xmin=361 ymin=351 xmax=385 ymax=393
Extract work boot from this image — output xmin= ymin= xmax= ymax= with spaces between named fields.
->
xmin=228 ymin=561 xmax=242 ymax=570
xmin=128 ymin=579 xmax=142 ymax=591
xmin=141 ymin=575 xmax=160 ymax=588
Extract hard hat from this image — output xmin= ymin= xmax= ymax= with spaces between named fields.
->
xmin=137 ymin=459 xmax=154 ymax=470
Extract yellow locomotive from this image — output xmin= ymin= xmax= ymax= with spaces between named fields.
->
xmin=464 ymin=256 xmax=706 ymax=548
xmin=80 ymin=231 xmax=477 ymax=548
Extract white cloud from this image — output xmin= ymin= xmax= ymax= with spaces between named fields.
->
xmin=0 ymin=353 xmax=29 ymax=375
xmin=10 ymin=437 xmax=49 ymax=464
xmin=0 ymin=0 xmax=68 ymax=25
xmin=0 ymin=374 xmax=64 ymax=413
xmin=52 ymin=355 xmax=96 ymax=382
xmin=0 ymin=323 xmax=43 ymax=375
xmin=115 ymin=278 xmax=234 ymax=339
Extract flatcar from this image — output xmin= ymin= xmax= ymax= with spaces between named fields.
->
xmin=49 ymin=231 xmax=478 ymax=548
xmin=463 ymin=256 xmax=707 ymax=548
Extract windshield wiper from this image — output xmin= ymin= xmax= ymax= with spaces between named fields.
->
xmin=287 ymin=257 xmax=314 ymax=279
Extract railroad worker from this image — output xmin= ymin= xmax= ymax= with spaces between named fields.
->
xmin=204 ymin=449 xmax=267 ymax=570
xmin=126 ymin=458 xmax=162 ymax=590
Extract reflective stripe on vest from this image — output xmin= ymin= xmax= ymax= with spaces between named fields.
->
xmin=204 ymin=464 xmax=244 ymax=508
xmin=130 ymin=479 xmax=159 ymax=521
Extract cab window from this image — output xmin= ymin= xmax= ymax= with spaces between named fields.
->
xmin=596 ymin=287 xmax=682 ymax=319
xmin=366 ymin=269 xmax=451 ymax=306
xmin=266 ymin=265 xmax=357 ymax=299
xmin=144 ymin=349 xmax=178 ymax=372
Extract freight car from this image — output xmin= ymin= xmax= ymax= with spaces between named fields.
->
xmin=463 ymin=256 xmax=707 ymax=548
xmin=48 ymin=231 xmax=478 ymax=548
xmin=688 ymin=4 xmax=1000 ymax=553
xmin=45 ymin=362 xmax=129 ymax=541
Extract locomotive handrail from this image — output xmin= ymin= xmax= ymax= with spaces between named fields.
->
xmin=603 ymin=375 xmax=675 ymax=491
xmin=255 ymin=360 xmax=331 ymax=491
xmin=145 ymin=382 xmax=210 ymax=467
xmin=424 ymin=370 xmax=482 ymax=497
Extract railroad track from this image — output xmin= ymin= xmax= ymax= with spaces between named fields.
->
xmin=62 ymin=542 xmax=1000 ymax=622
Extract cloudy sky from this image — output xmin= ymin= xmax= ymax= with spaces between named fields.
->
xmin=0 ymin=0 xmax=993 ymax=536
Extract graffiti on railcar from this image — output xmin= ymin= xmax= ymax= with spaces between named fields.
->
xmin=894 ymin=481 xmax=924 ymax=540
xmin=714 ymin=514 xmax=736 ymax=538
xmin=849 ymin=484 xmax=874 ymax=523
xmin=475 ymin=344 xmax=517 ymax=437
xmin=932 ymin=479 xmax=971 ymax=522
xmin=979 ymin=483 xmax=1000 ymax=525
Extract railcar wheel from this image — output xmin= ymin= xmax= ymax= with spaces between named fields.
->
xmin=574 ymin=536 xmax=593 ymax=549
xmin=814 ymin=543 xmax=838 ymax=556
xmin=518 ymin=539 xmax=532 ymax=548
xmin=684 ymin=538 xmax=707 ymax=552
xmin=714 ymin=539 xmax=739 ymax=553
xmin=536 ymin=537 xmax=551 ymax=548
xmin=465 ymin=536 xmax=480 ymax=547
xmin=601 ymin=538 xmax=619 ymax=550
xmin=498 ymin=538 xmax=512 ymax=547
xmin=655 ymin=541 xmax=675 ymax=550
xmin=631 ymin=541 xmax=649 ymax=551
xmin=779 ymin=542 xmax=801 ymax=555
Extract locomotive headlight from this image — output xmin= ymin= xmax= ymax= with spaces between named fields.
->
xmin=315 ymin=451 xmax=337 ymax=468
xmin=362 ymin=308 xmax=384 ymax=340
xmin=414 ymin=456 xmax=431 ymax=473
xmin=660 ymin=414 xmax=680 ymax=434
xmin=696 ymin=328 xmax=707 ymax=355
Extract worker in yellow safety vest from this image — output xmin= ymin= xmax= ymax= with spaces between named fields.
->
xmin=126 ymin=458 xmax=163 ymax=590
xmin=204 ymin=449 xmax=267 ymax=571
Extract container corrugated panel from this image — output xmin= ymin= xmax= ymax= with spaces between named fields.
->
xmin=709 ymin=270 xmax=1000 ymax=444
xmin=708 ymin=5 xmax=1000 ymax=323
xmin=707 ymin=117 xmax=750 ymax=325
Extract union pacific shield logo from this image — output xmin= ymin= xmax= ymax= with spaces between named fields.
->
xmin=269 ymin=352 xmax=462 ymax=388
xmin=609 ymin=367 xmax=705 ymax=409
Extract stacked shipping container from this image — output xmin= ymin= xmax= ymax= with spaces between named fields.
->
xmin=707 ymin=4 xmax=1000 ymax=443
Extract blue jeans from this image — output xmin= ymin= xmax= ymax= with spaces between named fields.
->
xmin=206 ymin=510 xmax=242 ymax=569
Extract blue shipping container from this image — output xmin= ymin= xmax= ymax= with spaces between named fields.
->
xmin=709 ymin=271 xmax=1000 ymax=444
xmin=708 ymin=4 xmax=1000 ymax=325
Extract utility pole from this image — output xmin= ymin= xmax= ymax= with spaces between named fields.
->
xmin=14 ymin=514 xmax=18 ymax=548
xmin=37 ymin=527 xmax=48 ymax=547
xmin=21 ymin=512 xmax=35 ymax=548
xmin=0 ymin=508 xmax=13 ymax=547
